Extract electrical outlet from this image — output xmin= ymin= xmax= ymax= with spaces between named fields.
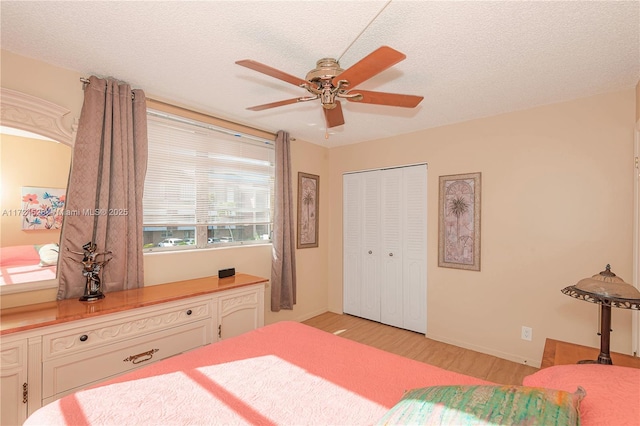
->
xmin=521 ymin=326 xmax=532 ymax=341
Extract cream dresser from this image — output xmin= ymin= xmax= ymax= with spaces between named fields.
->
xmin=0 ymin=273 xmax=267 ymax=426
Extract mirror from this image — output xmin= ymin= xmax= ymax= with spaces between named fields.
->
xmin=0 ymin=88 xmax=75 ymax=294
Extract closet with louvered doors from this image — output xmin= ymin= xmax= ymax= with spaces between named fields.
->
xmin=343 ymin=164 xmax=427 ymax=334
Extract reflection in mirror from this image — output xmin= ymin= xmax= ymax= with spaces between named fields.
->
xmin=0 ymin=87 xmax=75 ymax=294
xmin=0 ymin=129 xmax=71 ymax=287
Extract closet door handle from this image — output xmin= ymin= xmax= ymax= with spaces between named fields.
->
xmin=389 ymin=253 xmax=394 ymax=257
xmin=368 ymin=250 xmax=372 ymax=254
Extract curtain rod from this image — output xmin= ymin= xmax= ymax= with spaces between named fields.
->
xmin=80 ymin=77 xmax=136 ymax=100
xmin=79 ymin=77 xmax=279 ymax=141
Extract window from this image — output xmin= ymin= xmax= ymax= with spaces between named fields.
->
xmin=143 ymin=110 xmax=275 ymax=251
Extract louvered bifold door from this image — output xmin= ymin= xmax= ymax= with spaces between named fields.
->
xmin=380 ymin=168 xmax=404 ymax=328
xmin=402 ymin=165 xmax=427 ymax=334
xmin=360 ymin=171 xmax=382 ymax=322
xmin=343 ymin=173 xmax=363 ymax=316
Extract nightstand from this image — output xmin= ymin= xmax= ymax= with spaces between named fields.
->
xmin=541 ymin=338 xmax=640 ymax=369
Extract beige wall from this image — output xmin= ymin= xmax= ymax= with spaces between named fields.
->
xmin=636 ymin=81 xmax=640 ymax=126
xmin=0 ymin=50 xmax=330 ymax=324
xmin=1 ymin=135 xmax=71 ymax=247
xmin=328 ymin=89 xmax=636 ymax=366
xmin=0 ymin=50 xmax=85 ymax=130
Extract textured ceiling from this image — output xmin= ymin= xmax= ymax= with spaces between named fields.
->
xmin=1 ymin=1 xmax=638 ymax=147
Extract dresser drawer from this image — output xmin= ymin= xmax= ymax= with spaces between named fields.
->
xmin=42 ymin=298 xmax=212 ymax=360
xmin=42 ymin=319 xmax=211 ymax=400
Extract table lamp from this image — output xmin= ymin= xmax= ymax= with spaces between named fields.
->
xmin=561 ymin=264 xmax=640 ymax=365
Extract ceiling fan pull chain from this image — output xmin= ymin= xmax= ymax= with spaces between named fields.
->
xmin=337 ymin=0 xmax=393 ymax=62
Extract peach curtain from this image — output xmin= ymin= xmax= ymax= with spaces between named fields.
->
xmin=57 ymin=76 xmax=148 ymax=300
xmin=271 ymin=130 xmax=297 ymax=311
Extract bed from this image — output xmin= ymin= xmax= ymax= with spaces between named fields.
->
xmin=0 ymin=244 xmax=58 ymax=285
xmin=25 ymin=321 xmax=640 ymax=425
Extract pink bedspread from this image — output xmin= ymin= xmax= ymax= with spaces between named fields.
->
xmin=0 ymin=244 xmax=56 ymax=285
xmin=25 ymin=321 xmax=490 ymax=425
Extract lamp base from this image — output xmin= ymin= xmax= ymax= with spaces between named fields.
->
xmin=574 ymin=303 xmax=614 ymax=366
xmin=577 ymin=356 xmax=613 ymax=365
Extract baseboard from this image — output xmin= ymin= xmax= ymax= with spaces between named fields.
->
xmin=427 ymin=332 xmax=542 ymax=369
xmin=295 ymin=308 xmax=330 ymax=323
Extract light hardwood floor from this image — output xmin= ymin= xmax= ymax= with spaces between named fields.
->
xmin=303 ymin=312 xmax=538 ymax=385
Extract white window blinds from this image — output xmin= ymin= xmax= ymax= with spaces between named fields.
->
xmin=143 ymin=111 xmax=275 ymax=230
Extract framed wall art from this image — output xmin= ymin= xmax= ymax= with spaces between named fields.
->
xmin=438 ymin=172 xmax=481 ymax=271
xmin=21 ymin=186 xmax=66 ymax=230
xmin=297 ymin=172 xmax=319 ymax=249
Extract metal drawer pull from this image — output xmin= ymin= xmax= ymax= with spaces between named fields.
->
xmin=79 ymin=334 xmax=88 ymax=342
xmin=186 ymin=309 xmax=192 ymax=315
xmin=123 ymin=348 xmax=159 ymax=364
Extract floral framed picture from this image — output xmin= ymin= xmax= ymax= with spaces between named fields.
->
xmin=297 ymin=172 xmax=319 ymax=249
xmin=21 ymin=186 xmax=66 ymax=230
xmin=438 ymin=172 xmax=481 ymax=271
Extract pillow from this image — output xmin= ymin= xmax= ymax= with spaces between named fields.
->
xmin=375 ymin=384 xmax=585 ymax=425
xmin=523 ymin=364 xmax=640 ymax=426
xmin=38 ymin=243 xmax=59 ymax=266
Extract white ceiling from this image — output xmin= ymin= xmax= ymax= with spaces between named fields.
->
xmin=1 ymin=1 xmax=638 ymax=148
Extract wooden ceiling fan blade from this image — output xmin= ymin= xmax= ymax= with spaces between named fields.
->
xmin=247 ymin=98 xmax=301 ymax=111
xmin=332 ymin=46 xmax=406 ymax=89
xmin=324 ymin=101 xmax=345 ymax=128
xmin=347 ymin=90 xmax=423 ymax=108
xmin=236 ymin=59 xmax=308 ymax=87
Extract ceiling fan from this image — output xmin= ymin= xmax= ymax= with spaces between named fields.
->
xmin=236 ymin=46 xmax=423 ymax=129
